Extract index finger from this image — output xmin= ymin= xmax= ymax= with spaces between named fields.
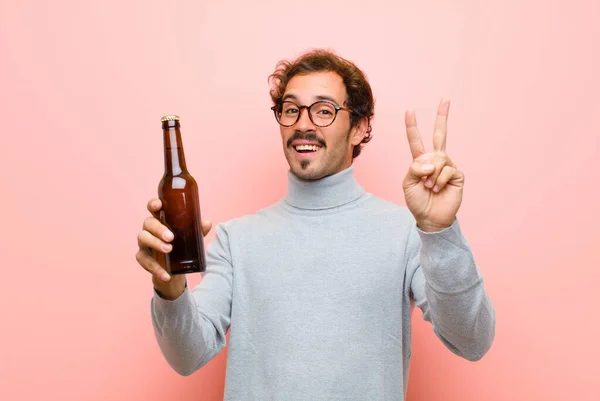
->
xmin=433 ymin=99 xmax=450 ymax=151
xmin=147 ymin=198 xmax=162 ymax=217
xmin=405 ymin=109 xmax=426 ymax=160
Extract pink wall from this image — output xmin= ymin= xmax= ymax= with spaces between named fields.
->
xmin=1 ymin=1 xmax=598 ymax=400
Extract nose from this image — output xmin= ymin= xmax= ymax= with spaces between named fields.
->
xmin=295 ymin=106 xmax=316 ymax=132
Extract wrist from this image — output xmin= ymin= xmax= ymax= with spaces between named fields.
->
xmin=416 ymin=218 xmax=455 ymax=233
xmin=153 ymin=275 xmax=187 ymax=300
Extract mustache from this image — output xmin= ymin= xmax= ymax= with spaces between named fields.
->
xmin=286 ymin=132 xmax=327 ymax=148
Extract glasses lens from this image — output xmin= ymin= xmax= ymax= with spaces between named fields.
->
xmin=310 ymin=101 xmax=336 ymax=127
xmin=277 ymin=102 xmax=300 ymax=126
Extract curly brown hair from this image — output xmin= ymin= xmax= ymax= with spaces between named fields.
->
xmin=268 ymin=49 xmax=375 ymax=158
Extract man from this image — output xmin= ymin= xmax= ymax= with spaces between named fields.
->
xmin=136 ymin=49 xmax=495 ymax=400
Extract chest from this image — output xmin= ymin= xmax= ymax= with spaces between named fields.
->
xmin=229 ymin=214 xmax=409 ymax=324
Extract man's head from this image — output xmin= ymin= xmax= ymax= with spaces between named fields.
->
xmin=269 ymin=50 xmax=374 ymax=180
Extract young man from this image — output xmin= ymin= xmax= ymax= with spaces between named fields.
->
xmin=136 ymin=49 xmax=495 ymax=400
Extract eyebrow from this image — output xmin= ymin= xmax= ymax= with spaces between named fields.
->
xmin=282 ymin=93 xmax=342 ymax=105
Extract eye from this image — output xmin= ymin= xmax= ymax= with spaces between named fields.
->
xmin=282 ymin=102 xmax=299 ymax=115
xmin=313 ymin=102 xmax=336 ymax=116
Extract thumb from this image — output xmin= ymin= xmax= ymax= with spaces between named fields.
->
xmin=405 ymin=161 xmax=435 ymax=184
xmin=201 ymin=219 xmax=213 ymax=236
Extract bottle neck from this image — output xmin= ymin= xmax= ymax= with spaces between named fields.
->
xmin=162 ymin=121 xmax=188 ymax=176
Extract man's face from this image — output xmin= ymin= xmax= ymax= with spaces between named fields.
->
xmin=278 ymin=71 xmax=366 ymax=180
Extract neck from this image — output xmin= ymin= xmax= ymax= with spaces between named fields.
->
xmin=284 ymin=165 xmax=365 ymax=210
xmin=163 ymin=126 xmax=188 ymax=176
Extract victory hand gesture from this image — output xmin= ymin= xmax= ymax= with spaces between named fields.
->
xmin=402 ymin=99 xmax=464 ymax=232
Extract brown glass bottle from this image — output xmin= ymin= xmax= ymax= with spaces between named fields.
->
xmin=157 ymin=115 xmax=206 ymax=274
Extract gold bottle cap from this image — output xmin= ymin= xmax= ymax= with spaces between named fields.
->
xmin=161 ymin=115 xmax=180 ymax=122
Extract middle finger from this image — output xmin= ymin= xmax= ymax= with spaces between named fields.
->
xmin=138 ymin=230 xmax=172 ymax=253
xmin=433 ymin=99 xmax=450 ymax=152
xmin=142 ymin=216 xmax=174 ymax=242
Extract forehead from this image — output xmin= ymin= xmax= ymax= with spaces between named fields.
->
xmin=283 ymin=71 xmax=347 ymax=104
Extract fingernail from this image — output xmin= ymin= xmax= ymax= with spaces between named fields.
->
xmin=161 ymin=273 xmax=170 ymax=281
xmin=163 ymin=230 xmax=174 ymax=241
xmin=162 ymin=243 xmax=172 ymax=252
xmin=425 ymin=179 xmax=434 ymax=188
xmin=422 ymin=164 xmax=434 ymax=172
xmin=433 ymin=185 xmax=439 ymax=192
xmin=153 ymin=199 xmax=160 ymax=208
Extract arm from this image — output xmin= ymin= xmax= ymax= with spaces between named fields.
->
xmin=151 ymin=223 xmax=233 ymax=375
xmin=400 ymin=99 xmax=495 ymax=360
xmin=407 ymin=218 xmax=495 ymax=361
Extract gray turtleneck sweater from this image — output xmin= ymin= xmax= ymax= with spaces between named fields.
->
xmin=151 ymin=166 xmax=495 ymax=401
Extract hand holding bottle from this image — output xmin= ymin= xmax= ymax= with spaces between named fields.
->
xmin=136 ymin=198 xmax=212 ymax=300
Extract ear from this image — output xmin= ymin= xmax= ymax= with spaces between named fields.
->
xmin=350 ymin=117 xmax=369 ymax=146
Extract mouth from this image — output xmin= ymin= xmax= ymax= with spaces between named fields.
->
xmin=288 ymin=133 xmax=326 ymax=159
xmin=294 ymin=144 xmax=322 ymax=152
xmin=291 ymin=143 xmax=323 ymax=158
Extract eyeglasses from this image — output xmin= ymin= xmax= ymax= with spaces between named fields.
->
xmin=271 ymin=100 xmax=354 ymax=128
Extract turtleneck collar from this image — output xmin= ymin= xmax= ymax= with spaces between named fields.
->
xmin=283 ymin=165 xmax=366 ymax=210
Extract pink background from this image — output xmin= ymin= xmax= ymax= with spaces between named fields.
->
xmin=1 ymin=0 xmax=598 ymax=400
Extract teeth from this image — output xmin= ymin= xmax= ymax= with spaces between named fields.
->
xmin=295 ymin=145 xmax=321 ymax=151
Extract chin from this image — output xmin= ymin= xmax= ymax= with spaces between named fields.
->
xmin=285 ymin=149 xmax=350 ymax=180
xmin=289 ymin=163 xmax=326 ymax=181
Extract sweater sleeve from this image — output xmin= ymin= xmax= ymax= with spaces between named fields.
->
xmin=407 ymin=217 xmax=496 ymax=361
xmin=150 ymin=223 xmax=233 ymax=375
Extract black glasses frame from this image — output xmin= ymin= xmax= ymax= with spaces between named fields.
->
xmin=271 ymin=100 xmax=354 ymax=128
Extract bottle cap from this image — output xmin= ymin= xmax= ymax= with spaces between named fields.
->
xmin=161 ymin=115 xmax=180 ymax=122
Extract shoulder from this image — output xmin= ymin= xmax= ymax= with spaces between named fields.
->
xmin=361 ymin=193 xmax=416 ymax=223
xmin=213 ymin=200 xmax=287 ymax=235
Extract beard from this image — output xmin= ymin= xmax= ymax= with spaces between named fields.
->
xmin=287 ymin=129 xmax=353 ymax=181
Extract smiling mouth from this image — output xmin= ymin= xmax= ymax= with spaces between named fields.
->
xmin=294 ymin=144 xmax=322 ymax=153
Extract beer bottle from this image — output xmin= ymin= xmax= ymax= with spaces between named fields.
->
xmin=157 ymin=115 xmax=206 ymax=274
